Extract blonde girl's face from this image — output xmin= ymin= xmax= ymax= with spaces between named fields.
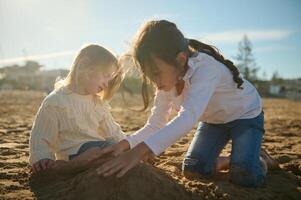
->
xmin=82 ymin=66 xmax=117 ymax=95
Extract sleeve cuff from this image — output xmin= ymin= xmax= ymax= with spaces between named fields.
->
xmin=125 ymin=135 xmax=161 ymax=156
xmin=143 ymin=139 xmax=162 ymax=156
xmin=125 ymin=136 xmax=137 ymax=149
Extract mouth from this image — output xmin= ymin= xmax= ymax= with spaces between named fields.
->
xmin=98 ymin=86 xmax=103 ymax=92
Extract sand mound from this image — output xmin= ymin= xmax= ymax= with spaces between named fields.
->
xmin=29 ymin=163 xmax=198 ymax=200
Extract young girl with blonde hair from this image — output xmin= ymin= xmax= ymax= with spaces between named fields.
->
xmin=29 ymin=44 xmax=124 ymax=174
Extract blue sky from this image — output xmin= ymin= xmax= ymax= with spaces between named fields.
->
xmin=0 ymin=0 xmax=300 ymax=79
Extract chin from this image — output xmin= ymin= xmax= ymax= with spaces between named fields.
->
xmin=88 ymin=89 xmax=98 ymax=95
xmin=162 ymin=88 xmax=172 ymax=92
xmin=162 ymin=88 xmax=168 ymax=91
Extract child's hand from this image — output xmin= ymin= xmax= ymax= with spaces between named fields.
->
xmin=50 ymin=160 xmax=69 ymax=170
xmin=87 ymin=139 xmax=130 ymax=163
xmin=96 ymin=142 xmax=151 ymax=178
xmin=31 ymin=159 xmax=55 ymax=174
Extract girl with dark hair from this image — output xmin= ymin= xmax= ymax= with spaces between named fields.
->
xmin=90 ymin=20 xmax=278 ymax=187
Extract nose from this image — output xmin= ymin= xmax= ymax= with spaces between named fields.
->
xmin=100 ymin=79 xmax=109 ymax=89
xmin=154 ymin=77 xmax=162 ymax=89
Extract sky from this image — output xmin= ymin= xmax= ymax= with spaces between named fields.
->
xmin=0 ymin=0 xmax=300 ymax=79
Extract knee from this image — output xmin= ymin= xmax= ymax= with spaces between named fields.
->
xmin=182 ymin=157 xmax=215 ymax=178
xmin=229 ymin=162 xmax=266 ymax=187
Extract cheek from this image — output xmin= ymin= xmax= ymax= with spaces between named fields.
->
xmin=86 ymin=78 xmax=99 ymax=90
xmin=163 ymin=74 xmax=177 ymax=85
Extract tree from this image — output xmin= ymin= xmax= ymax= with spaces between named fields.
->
xmin=234 ymin=34 xmax=259 ymax=82
xmin=271 ymin=70 xmax=283 ymax=84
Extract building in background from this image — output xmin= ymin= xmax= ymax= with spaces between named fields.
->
xmin=0 ymin=61 xmax=68 ymax=92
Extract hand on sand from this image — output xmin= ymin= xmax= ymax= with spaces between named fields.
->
xmin=96 ymin=142 xmax=151 ymax=178
xmin=31 ymin=159 xmax=55 ymax=174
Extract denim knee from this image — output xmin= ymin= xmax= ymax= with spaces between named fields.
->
xmin=229 ymin=162 xmax=266 ymax=187
xmin=182 ymin=156 xmax=215 ymax=178
xmin=69 ymin=140 xmax=115 ymax=160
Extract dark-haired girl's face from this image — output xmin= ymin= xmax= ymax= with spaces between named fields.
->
xmin=146 ymin=55 xmax=182 ymax=92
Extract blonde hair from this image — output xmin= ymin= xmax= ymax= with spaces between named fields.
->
xmin=55 ymin=44 xmax=124 ymax=102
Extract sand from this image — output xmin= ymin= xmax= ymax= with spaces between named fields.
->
xmin=0 ymin=90 xmax=301 ymax=200
xmin=29 ymin=164 xmax=199 ymax=200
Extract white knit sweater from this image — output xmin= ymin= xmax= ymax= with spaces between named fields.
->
xmin=29 ymin=86 xmax=125 ymax=165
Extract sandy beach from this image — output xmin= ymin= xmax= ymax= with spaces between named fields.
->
xmin=0 ymin=90 xmax=300 ymax=200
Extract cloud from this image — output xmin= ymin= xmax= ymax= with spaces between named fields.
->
xmin=0 ymin=51 xmax=75 ymax=65
xmin=201 ymin=30 xmax=294 ymax=44
xmin=254 ymin=44 xmax=296 ymax=53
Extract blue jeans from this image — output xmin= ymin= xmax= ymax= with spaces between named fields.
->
xmin=69 ymin=140 xmax=116 ymax=160
xmin=182 ymin=112 xmax=265 ymax=187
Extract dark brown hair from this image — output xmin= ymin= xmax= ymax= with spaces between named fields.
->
xmin=132 ymin=20 xmax=243 ymax=110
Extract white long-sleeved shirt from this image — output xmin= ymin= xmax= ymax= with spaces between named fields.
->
xmin=126 ymin=52 xmax=262 ymax=155
xmin=29 ymin=86 xmax=125 ymax=165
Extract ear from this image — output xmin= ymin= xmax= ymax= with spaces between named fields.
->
xmin=176 ymin=52 xmax=188 ymax=67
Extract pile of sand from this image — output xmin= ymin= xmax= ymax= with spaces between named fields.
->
xmin=29 ymin=163 xmax=198 ymax=200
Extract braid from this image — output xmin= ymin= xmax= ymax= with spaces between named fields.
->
xmin=188 ymin=39 xmax=244 ymax=89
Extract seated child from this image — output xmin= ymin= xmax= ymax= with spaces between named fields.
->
xmin=29 ymin=44 xmax=125 ymax=174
